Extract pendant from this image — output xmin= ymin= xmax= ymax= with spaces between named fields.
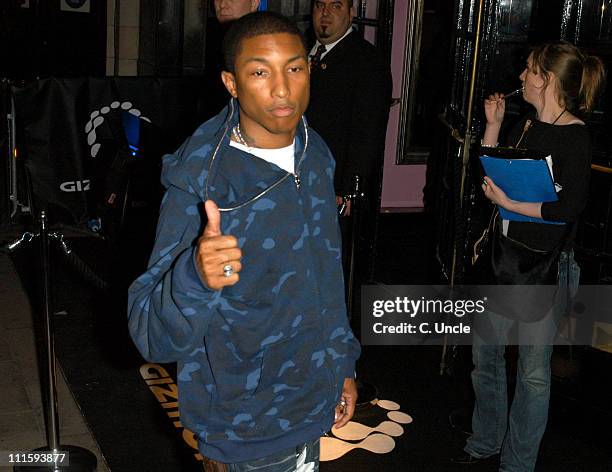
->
xmin=294 ymin=174 xmax=301 ymax=190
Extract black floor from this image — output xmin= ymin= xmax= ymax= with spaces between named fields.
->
xmin=6 ymin=212 xmax=612 ymax=471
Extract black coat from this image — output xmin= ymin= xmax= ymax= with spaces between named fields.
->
xmin=202 ymin=19 xmax=232 ymax=122
xmin=307 ymin=31 xmax=392 ymax=199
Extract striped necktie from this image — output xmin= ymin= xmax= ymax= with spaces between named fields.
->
xmin=309 ymin=44 xmax=327 ymax=69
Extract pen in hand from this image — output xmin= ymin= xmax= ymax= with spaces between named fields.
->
xmin=499 ymin=87 xmax=524 ymax=101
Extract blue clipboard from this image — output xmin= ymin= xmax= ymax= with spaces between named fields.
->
xmin=480 ymin=150 xmax=564 ymax=225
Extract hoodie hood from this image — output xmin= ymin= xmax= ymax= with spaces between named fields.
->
xmin=162 ymin=98 xmax=310 ymax=212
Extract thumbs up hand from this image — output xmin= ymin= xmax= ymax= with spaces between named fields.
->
xmin=195 ymin=200 xmax=242 ymax=290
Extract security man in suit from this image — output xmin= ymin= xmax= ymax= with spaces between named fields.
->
xmin=307 ymin=0 xmax=392 ymax=290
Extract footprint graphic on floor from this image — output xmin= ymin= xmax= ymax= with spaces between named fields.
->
xmin=320 ymin=398 xmax=414 ymax=461
xmin=332 ymin=420 xmax=404 ymax=441
xmin=376 ymin=399 xmax=414 ymax=424
xmin=320 ymin=434 xmax=396 ymax=461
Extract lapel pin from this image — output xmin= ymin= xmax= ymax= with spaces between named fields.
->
xmin=321 ymin=63 xmax=327 ymax=70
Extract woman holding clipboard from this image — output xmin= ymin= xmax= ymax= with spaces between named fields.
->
xmin=456 ymin=42 xmax=605 ymax=471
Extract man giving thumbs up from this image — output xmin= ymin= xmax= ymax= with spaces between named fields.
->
xmin=196 ymin=200 xmax=242 ymax=290
xmin=128 ymin=11 xmax=360 ymax=471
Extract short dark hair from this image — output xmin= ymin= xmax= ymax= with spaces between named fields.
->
xmin=314 ymin=0 xmax=354 ymax=7
xmin=222 ymin=11 xmax=307 ymax=74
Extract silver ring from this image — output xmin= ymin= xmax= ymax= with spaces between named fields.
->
xmin=223 ymin=264 xmax=234 ymax=278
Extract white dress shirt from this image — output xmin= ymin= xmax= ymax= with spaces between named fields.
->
xmin=309 ymin=27 xmax=354 ymax=60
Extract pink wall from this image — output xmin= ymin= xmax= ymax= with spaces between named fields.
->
xmin=364 ymin=0 xmax=378 ymax=44
xmin=380 ymin=1 xmax=426 ymax=209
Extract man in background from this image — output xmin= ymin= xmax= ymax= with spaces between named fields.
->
xmin=214 ymin=0 xmax=260 ymax=23
xmin=203 ymin=0 xmax=261 ymax=120
xmin=307 ymin=0 xmax=392 ymax=288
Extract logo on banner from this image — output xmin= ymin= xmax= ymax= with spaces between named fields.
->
xmin=60 ymin=0 xmax=91 ymax=13
xmin=85 ymin=102 xmax=151 ymax=158
xmin=60 ymin=180 xmax=91 ymax=192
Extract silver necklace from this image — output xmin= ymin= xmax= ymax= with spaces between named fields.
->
xmin=232 ymin=123 xmax=252 ymax=149
xmin=231 ymin=122 xmax=302 ymax=190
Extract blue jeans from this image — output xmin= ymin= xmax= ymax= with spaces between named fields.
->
xmin=227 ymin=439 xmax=319 ymax=472
xmin=465 ymin=252 xmax=579 ymax=472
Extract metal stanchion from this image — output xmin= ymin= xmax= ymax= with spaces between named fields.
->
xmin=342 ymin=176 xmax=378 ymax=405
xmin=346 ymin=176 xmax=362 ymax=319
xmin=11 ymin=211 xmax=97 ymax=472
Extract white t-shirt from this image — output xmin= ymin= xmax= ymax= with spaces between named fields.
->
xmin=230 ymin=139 xmax=295 ymax=174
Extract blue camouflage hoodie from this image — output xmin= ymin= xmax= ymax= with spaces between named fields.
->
xmin=127 ymin=100 xmax=361 ymax=463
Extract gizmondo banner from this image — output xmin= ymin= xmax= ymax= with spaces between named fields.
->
xmin=12 ymin=77 xmax=207 ymax=226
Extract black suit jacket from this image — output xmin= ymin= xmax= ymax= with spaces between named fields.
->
xmin=307 ymin=31 xmax=392 ymax=199
xmin=202 ymin=19 xmax=232 ymax=122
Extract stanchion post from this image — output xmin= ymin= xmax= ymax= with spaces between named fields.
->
xmin=346 ymin=175 xmax=362 ymax=319
xmin=342 ymin=175 xmax=378 ymax=405
xmin=13 ymin=211 xmax=97 ymax=472
xmin=40 ymin=211 xmax=61 ymax=455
